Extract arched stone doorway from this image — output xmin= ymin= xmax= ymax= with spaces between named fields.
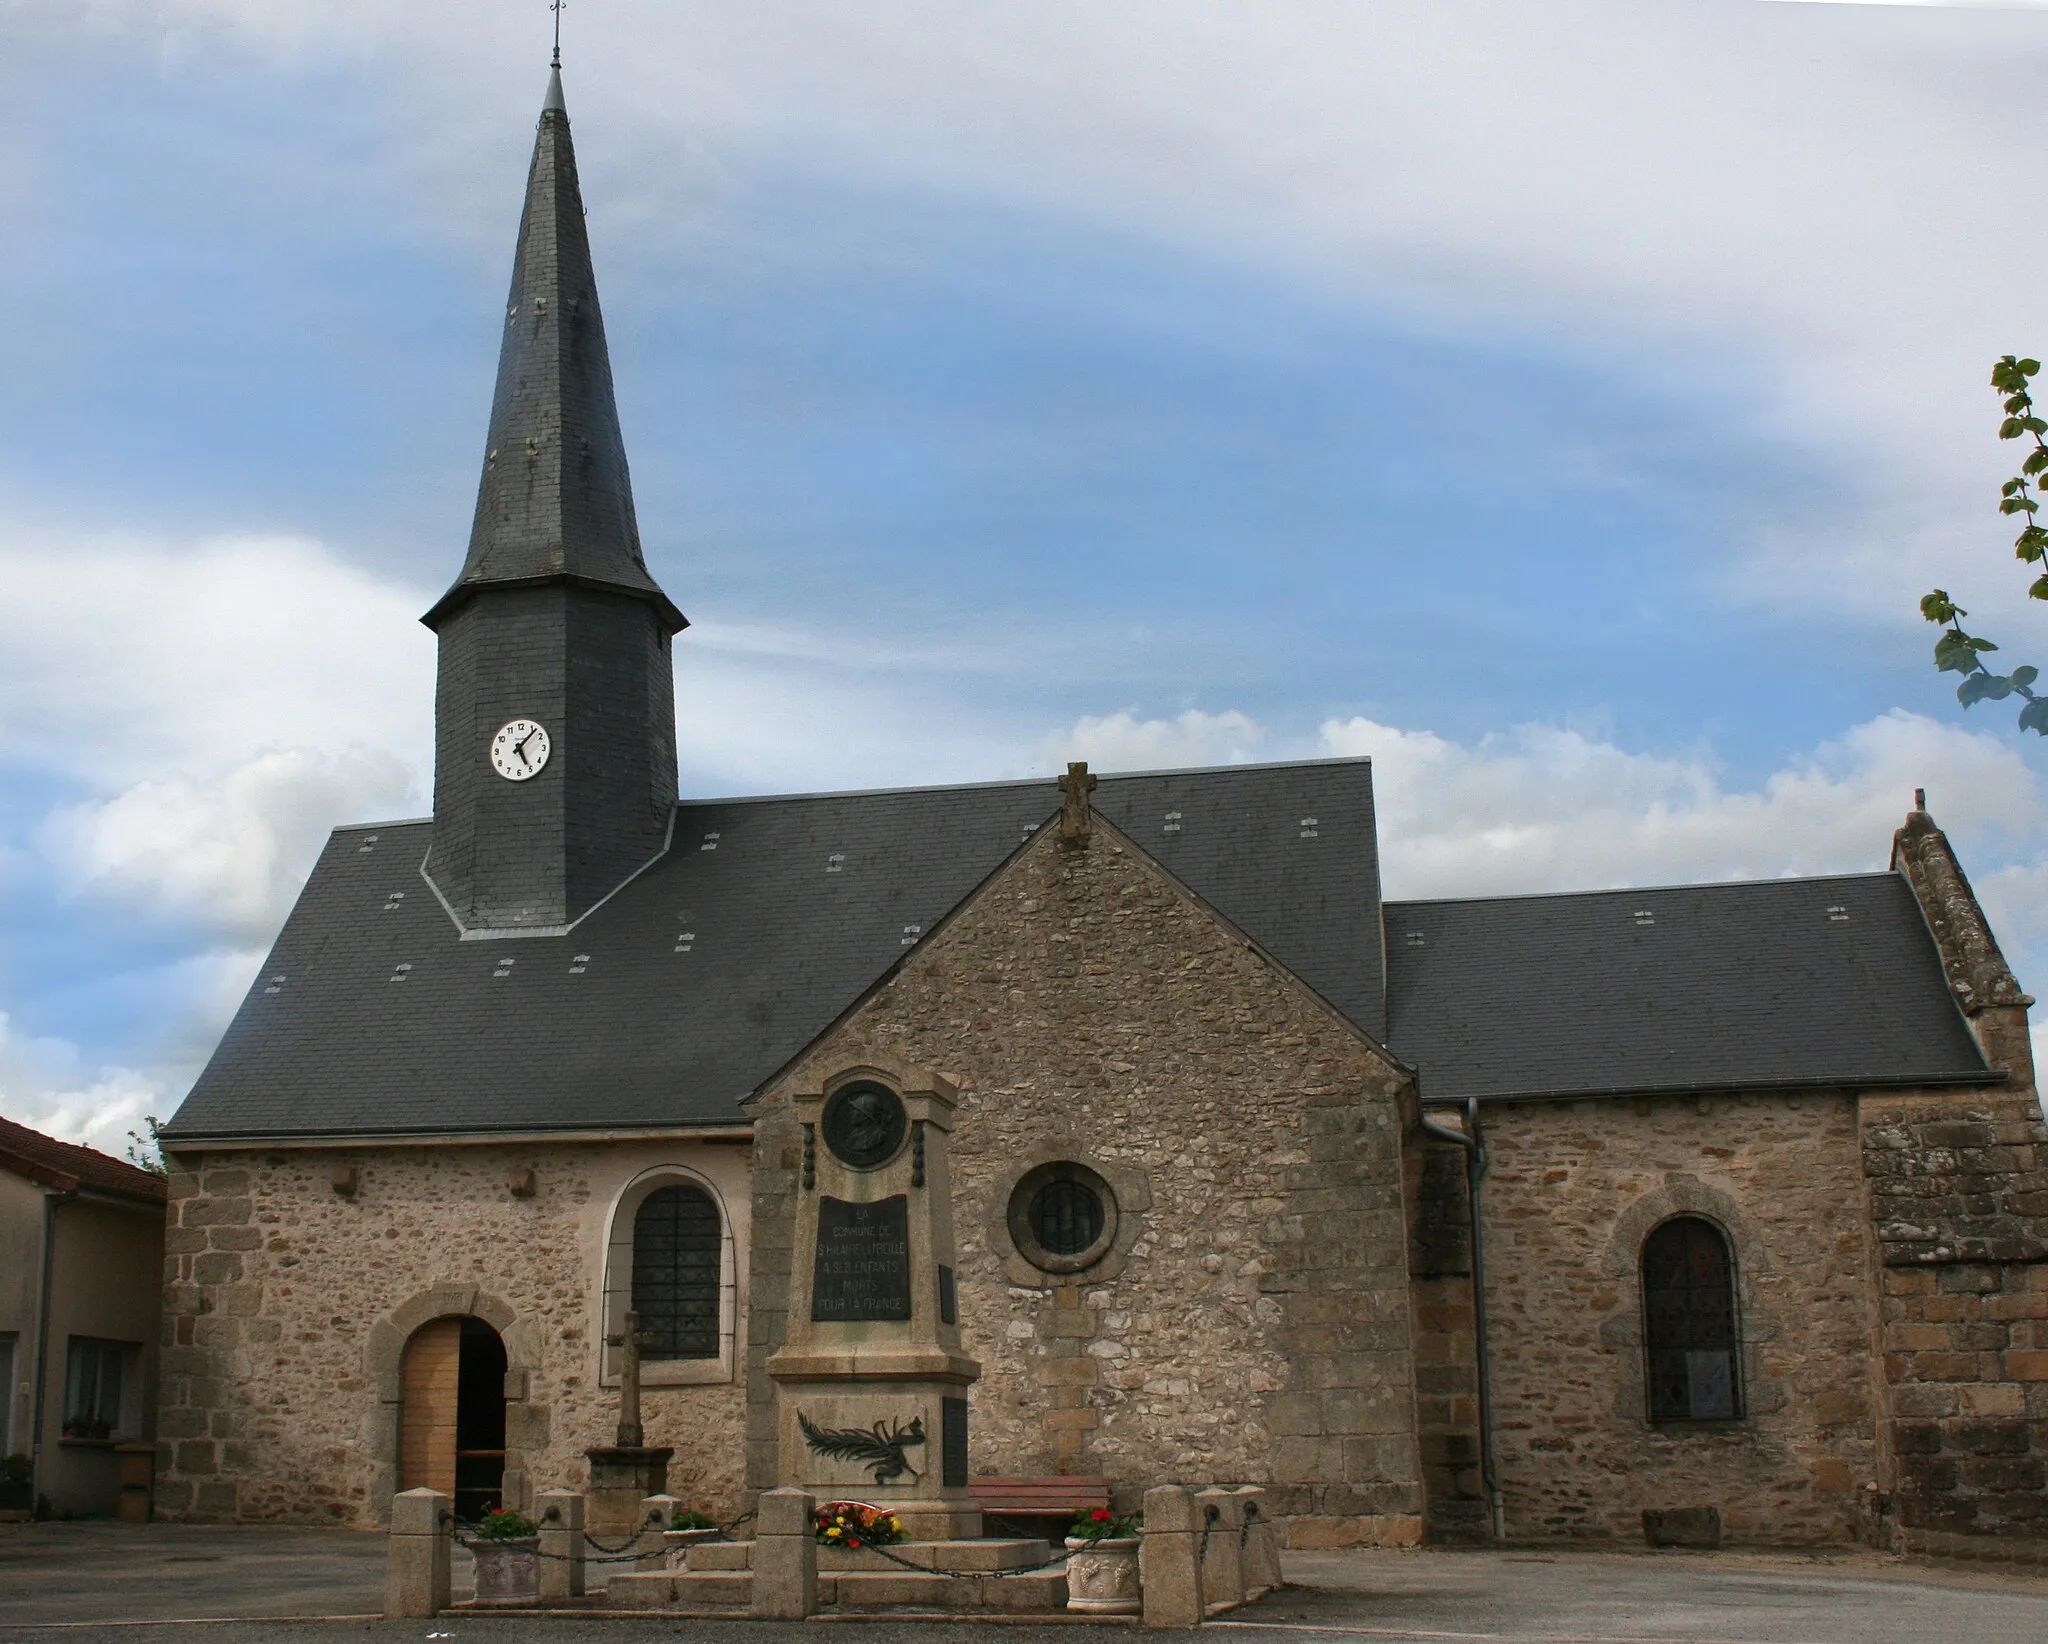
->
xmin=365 ymin=1284 xmax=545 ymax=1526
xmin=400 ymin=1315 xmax=509 ymax=1521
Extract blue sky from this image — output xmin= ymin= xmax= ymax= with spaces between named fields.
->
xmin=8 ymin=0 xmax=2048 ymax=1147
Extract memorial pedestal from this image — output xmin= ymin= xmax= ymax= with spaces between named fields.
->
xmin=767 ymin=1059 xmax=982 ymax=1539
xmin=584 ymin=1445 xmax=672 ymax=1537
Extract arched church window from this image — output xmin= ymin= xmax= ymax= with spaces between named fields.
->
xmin=632 ymin=1184 xmax=722 ymax=1360
xmin=1642 ymin=1215 xmax=1741 ymax=1421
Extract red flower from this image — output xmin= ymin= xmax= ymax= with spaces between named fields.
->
xmin=1091 ymin=1508 xmax=1112 ymax=1522
xmin=848 ymin=1538 xmax=862 ymax=1548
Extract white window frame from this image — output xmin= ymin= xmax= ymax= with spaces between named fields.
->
xmin=599 ymin=1166 xmax=737 ymax=1388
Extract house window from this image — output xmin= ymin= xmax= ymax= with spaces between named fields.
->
xmin=631 ymin=1184 xmax=722 ymax=1360
xmin=1642 ymin=1217 xmax=1741 ymax=1421
xmin=63 ymin=1338 xmax=133 ymax=1441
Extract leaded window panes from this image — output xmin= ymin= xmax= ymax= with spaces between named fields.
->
xmin=1642 ymin=1217 xmax=1740 ymax=1421
xmin=1029 ymin=1177 xmax=1105 ymax=1257
xmin=632 ymin=1185 xmax=721 ymax=1360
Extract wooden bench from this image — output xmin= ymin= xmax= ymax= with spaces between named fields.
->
xmin=970 ymin=1476 xmax=1113 ymax=1536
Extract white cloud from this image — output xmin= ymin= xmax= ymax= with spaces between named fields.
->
xmin=37 ymin=747 xmax=415 ymax=941
xmin=1321 ymin=706 xmax=2041 ymax=901
xmin=0 ymin=1011 xmax=176 ymax=1155
xmin=1036 ymin=708 xmax=1266 ymax=774
xmin=0 ymin=525 xmax=436 ymax=785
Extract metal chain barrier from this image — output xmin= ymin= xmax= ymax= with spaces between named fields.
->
xmin=441 ymin=1507 xmax=755 ymax=1565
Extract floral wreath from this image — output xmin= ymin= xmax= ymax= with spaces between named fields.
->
xmin=814 ymin=1500 xmax=907 ymax=1548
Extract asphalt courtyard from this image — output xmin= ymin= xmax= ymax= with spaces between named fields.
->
xmin=2 ymin=1526 xmax=2047 ymax=1642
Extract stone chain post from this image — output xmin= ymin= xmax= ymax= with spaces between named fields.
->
xmin=751 ymin=1486 xmax=817 ymax=1620
xmin=1196 ymin=1487 xmax=1245 ymax=1612
xmin=536 ymin=1488 xmax=585 ymax=1600
xmin=384 ymin=1487 xmax=451 ymax=1619
xmin=1140 ymin=1484 xmax=1204 ymax=1628
xmin=636 ymin=1493 xmax=679 ymax=1570
xmin=1236 ymin=1486 xmax=1281 ymax=1598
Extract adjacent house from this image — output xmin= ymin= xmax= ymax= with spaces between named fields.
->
xmin=0 ymin=1117 xmax=166 ymax=1518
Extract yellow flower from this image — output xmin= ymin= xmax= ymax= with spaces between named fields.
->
xmin=826 ymin=1527 xmax=843 ymax=1539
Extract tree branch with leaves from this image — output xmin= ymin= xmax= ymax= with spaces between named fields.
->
xmin=1921 ymin=354 xmax=2048 ymax=734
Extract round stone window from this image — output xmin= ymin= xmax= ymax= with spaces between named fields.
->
xmin=1007 ymin=1162 xmax=1118 ymax=1274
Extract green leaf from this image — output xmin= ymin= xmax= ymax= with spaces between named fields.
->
xmin=2014 ymin=665 xmax=2039 ymax=689
xmin=2021 ymin=697 xmax=2048 ymax=735
xmin=2002 ymin=417 xmax=2027 ymax=439
xmin=2004 ymin=478 xmax=2026 ymax=496
xmin=1936 ymin=629 xmax=1995 ymax=672
xmin=1959 ymin=672 xmax=2014 ymax=707
xmin=1922 ymin=590 xmax=1961 ymax=623
xmin=2025 ymin=359 xmax=2041 ymax=376
xmin=2002 ymin=497 xmax=2040 ymax=515
xmin=2032 ymin=574 xmax=2048 ymax=601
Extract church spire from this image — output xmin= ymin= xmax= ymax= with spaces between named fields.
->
xmin=424 ymin=65 xmax=684 ymax=634
xmin=423 ymin=63 xmax=682 ymax=934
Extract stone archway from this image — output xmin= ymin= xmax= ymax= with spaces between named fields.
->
xmin=365 ymin=1285 xmax=547 ymax=1524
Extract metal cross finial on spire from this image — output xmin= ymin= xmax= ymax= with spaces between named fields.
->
xmin=550 ymin=0 xmax=564 ymax=67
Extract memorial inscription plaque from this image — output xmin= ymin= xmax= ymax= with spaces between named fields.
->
xmin=812 ymin=1195 xmax=913 ymax=1321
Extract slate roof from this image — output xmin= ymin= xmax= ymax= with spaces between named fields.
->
xmin=1382 ymin=872 xmax=1994 ymax=1102
xmin=162 ymin=760 xmax=1385 ymax=1141
xmin=0 ymin=1115 xmax=167 ymax=1203
xmin=424 ymin=67 xmax=682 ymax=633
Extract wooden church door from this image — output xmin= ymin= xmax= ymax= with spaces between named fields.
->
xmin=399 ymin=1316 xmax=507 ymax=1520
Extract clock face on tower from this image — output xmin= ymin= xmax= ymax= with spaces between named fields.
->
xmin=489 ymin=719 xmax=552 ymax=781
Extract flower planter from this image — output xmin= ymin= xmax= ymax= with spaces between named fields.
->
xmin=468 ymin=1536 xmax=541 ymax=1607
xmin=662 ymin=1525 xmax=722 ymax=1571
xmin=1065 ymin=1536 xmax=1142 ymax=1614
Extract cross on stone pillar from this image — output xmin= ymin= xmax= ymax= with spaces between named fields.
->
xmin=612 ymin=1309 xmax=648 ymax=1448
xmin=1059 ymin=761 xmax=1098 ymax=844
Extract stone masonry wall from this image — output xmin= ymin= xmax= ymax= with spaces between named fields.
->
xmin=1416 ymin=1091 xmax=1883 ymax=1544
xmin=749 ymin=819 xmax=1425 ymax=1548
xmin=1862 ymin=1076 xmax=2048 ymax=1558
xmin=152 ymin=1140 xmax=750 ymax=1526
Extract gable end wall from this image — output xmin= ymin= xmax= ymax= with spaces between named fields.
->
xmin=750 ymin=821 xmax=1423 ymax=1546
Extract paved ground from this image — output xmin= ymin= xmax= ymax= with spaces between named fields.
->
xmin=2 ymin=1526 xmax=2047 ymax=1641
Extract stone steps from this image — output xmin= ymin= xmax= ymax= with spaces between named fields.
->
xmin=606 ymin=1570 xmax=752 ymax=1610
xmin=601 ymin=1538 xmax=1070 ymax=1614
xmin=825 ymin=1569 xmax=1071 ymax=1611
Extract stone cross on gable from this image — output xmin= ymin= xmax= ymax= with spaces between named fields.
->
xmin=1059 ymin=761 xmax=1097 ymax=843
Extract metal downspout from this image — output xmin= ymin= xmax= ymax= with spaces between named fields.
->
xmin=29 ymin=1187 xmax=74 ymax=1512
xmin=1418 ymin=1099 xmax=1502 ymax=1540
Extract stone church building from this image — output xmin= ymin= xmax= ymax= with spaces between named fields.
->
xmin=156 ymin=67 xmax=2048 ymax=1558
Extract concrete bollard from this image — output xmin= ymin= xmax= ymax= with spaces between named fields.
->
xmin=1236 ymin=1487 xmax=1281 ymax=1598
xmin=536 ymin=1488 xmax=585 ymax=1600
xmin=1140 ymin=1485 xmax=1204 ymax=1629
xmin=385 ymin=1487 xmax=451 ymax=1619
xmin=636 ymin=1494 xmax=680 ymax=1570
xmin=751 ymin=1487 xmax=817 ymax=1620
xmin=1196 ymin=1488 xmax=1245 ymax=1613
